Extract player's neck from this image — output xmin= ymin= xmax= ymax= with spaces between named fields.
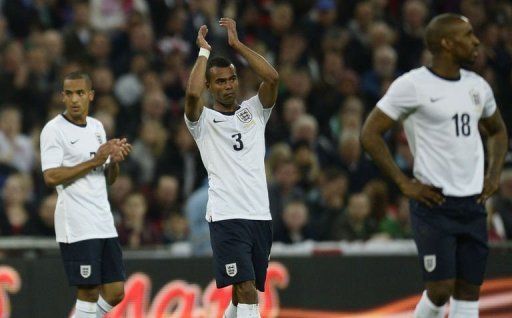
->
xmin=63 ymin=112 xmax=87 ymax=126
xmin=430 ymin=57 xmax=461 ymax=80
xmin=213 ymin=102 xmax=238 ymax=114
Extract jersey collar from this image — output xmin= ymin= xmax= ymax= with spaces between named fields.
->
xmin=213 ymin=105 xmax=241 ymax=116
xmin=427 ymin=67 xmax=461 ymax=81
xmin=61 ymin=113 xmax=87 ymax=127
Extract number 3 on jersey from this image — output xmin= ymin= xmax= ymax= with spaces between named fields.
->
xmin=452 ymin=113 xmax=471 ymax=137
xmin=231 ymin=133 xmax=244 ymax=151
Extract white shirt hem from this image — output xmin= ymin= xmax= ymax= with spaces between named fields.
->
xmin=56 ymin=232 xmax=118 ymax=244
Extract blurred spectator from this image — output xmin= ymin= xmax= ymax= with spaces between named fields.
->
xmin=377 ymin=195 xmax=413 ymax=240
xmin=184 ymin=182 xmax=211 ymax=256
xmin=361 ymin=45 xmax=399 ymax=104
xmin=368 ymin=21 xmax=396 ymax=50
xmin=303 ymin=0 xmax=339 ymax=58
xmin=0 ymin=173 xmax=36 ymax=236
xmin=329 ymin=95 xmax=364 ymax=142
xmin=310 ymin=50 xmax=346 ymax=129
xmin=274 ymin=200 xmax=315 ymax=244
xmin=292 ymin=140 xmax=321 ymax=191
xmin=140 ymin=90 xmax=170 ymax=126
xmin=396 ymin=0 xmax=429 ymax=71
xmin=265 ymin=143 xmax=293 ymax=183
xmin=0 ymin=41 xmax=27 ymax=106
xmin=94 ymin=111 xmax=116 ymax=139
xmin=268 ymin=159 xmax=304 ymax=229
xmin=155 ymin=121 xmax=207 ymax=199
xmin=363 ymin=179 xmax=393 ymax=223
xmin=330 ymin=192 xmax=377 ymax=241
xmin=161 ymin=49 xmax=188 ymax=106
xmin=63 ymin=0 xmax=93 ymax=61
xmin=307 ymin=168 xmax=349 ymax=240
xmin=130 ymin=120 xmax=168 ymax=185
xmin=2 ymin=0 xmax=57 ymax=38
xmin=109 ymin=174 xmax=134 ymax=220
xmin=489 ymin=169 xmax=512 ymax=240
xmin=261 ymin=1 xmax=294 ymax=56
xmin=114 ymin=54 xmax=148 ymax=108
xmin=31 ymin=193 xmax=57 ymax=237
xmin=89 ymin=0 xmax=149 ymax=33
xmin=282 ymin=67 xmax=314 ymax=104
xmin=117 ymin=192 xmax=159 ymax=248
xmin=42 ymin=30 xmax=65 ymax=72
xmin=92 ymin=66 xmax=115 ymax=97
xmin=147 ymin=175 xmax=181 ymax=222
xmin=0 ymin=107 xmax=35 ymax=173
xmin=291 ymin=114 xmax=336 ymax=166
xmin=87 ymin=31 xmax=113 ymax=68
xmin=275 ymin=96 xmax=306 ymax=142
xmin=95 ymin=94 xmax=121 ymax=118
xmin=345 ymin=1 xmax=376 ymax=72
xmin=278 ymin=31 xmax=309 ymax=69
xmin=336 ymin=131 xmax=378 ymax=192
xmin=161 ymin=213 xmax=189 ymax=244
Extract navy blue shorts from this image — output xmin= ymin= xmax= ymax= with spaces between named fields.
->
xmin=59 ymin=237 xmax=126 ymax=286
xmin=410 ymin=196 xmax=489 ymax=285
xmin=209 ymin=219 xmax=273 ymax=292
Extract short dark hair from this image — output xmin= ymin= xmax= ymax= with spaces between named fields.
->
xmin=63 ymin=71 xmax=92 ymax=89
xmin=205 ymin=56 xmax=234 ymax=82
xmin=425 ymin=13 xmax=466 ymax=54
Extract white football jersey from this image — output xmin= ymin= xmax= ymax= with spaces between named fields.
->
xmin=377 ymin=66 xmax=497 ymax=196
xmin=40 ymin=114 xmax=117 ymax=243
xmin=185 ymin=95 xmax=273 ymax=222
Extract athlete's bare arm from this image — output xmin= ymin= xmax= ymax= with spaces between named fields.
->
xmin=43 ymin=141 xmax=112 ymax=187
xmin=478 ymin=109 xmax=508 ymax=203
xmin=185 ymin=26 xmax=211 ymax=122
xmin=220 ymin=18 xmax=279 ymax=108
xmin=105 ymin=138 xmax=132 ymax=185
xmin=361 ymin=107 xmax=445 ymax=207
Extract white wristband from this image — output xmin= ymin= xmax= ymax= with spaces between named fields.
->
xmin=198 ymin=48 xmax=210 ymax=59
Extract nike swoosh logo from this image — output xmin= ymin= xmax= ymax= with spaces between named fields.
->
xmin=70 ymin=139 xmax=79 ymax=144
xmin=213 ymin=119 xmax=226 ymax=123
xmin=430 ymin=97 xmax=443 ymax=103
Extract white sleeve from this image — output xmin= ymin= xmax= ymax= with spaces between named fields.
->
xmin=246 ymin=95 xmax=273 ymax=125
xmin=376 ymin=75 xmax=419 ymax=120
xmin=184 ymin=109 xmax=206 ymax=140
xmin=40 ymin=125 xmax=64 ymax=171
xmin=481 ymin=79 xmax=497 ymax=118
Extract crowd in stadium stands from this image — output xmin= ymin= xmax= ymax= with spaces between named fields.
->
xmin=0 ymin=0 xmax=511 ymax=255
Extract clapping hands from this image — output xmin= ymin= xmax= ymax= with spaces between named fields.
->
xmin=109 ymin=138 xmax=132 ymax=163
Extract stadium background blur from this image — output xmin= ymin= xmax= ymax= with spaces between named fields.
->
xmin=0 ymin=0 xmax=512 ymax=256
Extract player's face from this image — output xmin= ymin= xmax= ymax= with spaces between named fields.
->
xmin=449 ymin=19 xmax=480 ymax=66
xmin=62 ymin=79 xmax=94 ymax=123
xmin=207 ymin=65 xmax=238 ymax=107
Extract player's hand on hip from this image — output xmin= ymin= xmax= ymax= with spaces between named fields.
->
xmin=400 ymin=179 xmax=445 ymax=208
xmin=219 ymin=17 xmax=240 ymax=48
xmin=477 ymin=176 xmax=499 ymax=204
xmin=197 ymin=25 xmax=211 ymax=51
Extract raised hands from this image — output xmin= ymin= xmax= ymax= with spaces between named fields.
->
xmin=196 ymin=25 xmax=211 ymax=51
xmin=219 ymin=17 xmax=240 ymax=48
